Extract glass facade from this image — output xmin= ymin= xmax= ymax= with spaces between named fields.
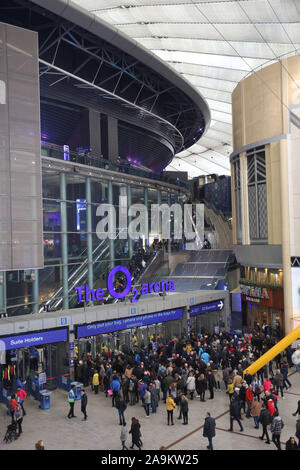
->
xmin=1 ymin=160 xmax=183 ymax=316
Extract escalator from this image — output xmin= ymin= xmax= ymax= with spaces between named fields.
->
xmin=204 ymin=203 xmax=232 ymax=249
xmin=40 ymin=230 xmax=127 ymax=312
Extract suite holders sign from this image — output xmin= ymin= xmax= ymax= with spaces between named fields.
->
xmin=76 ymin=308 xmax=183 ymax=339
xmin=0 ymin=328 xmax=68 ymax=351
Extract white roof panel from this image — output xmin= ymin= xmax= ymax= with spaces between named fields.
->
xmin=73 ymin=0 xmax=300 ymax=178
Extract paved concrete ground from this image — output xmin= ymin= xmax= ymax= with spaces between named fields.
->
xmin=0 ymin=371 xmax=299 ymax=451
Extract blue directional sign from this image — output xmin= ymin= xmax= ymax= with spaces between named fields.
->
xmin=190 ymin=300 xmax=224 ymax=317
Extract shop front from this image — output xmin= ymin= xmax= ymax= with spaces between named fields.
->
xmin=75 ymin=308 xmax=183 ymax=358
xmin=0 ymin=327 xmax=70 ymax=402
xmin=240 ymin=283 xmax=284 ymax=335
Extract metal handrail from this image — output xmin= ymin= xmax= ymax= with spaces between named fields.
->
xmin=41 ymin=143 xmax=190 ymax=191
xmin=40 ymin=229 xmax=126 ymax=312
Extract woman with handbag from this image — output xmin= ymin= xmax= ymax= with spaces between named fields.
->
xmin=129 ymin=417 xmax=142 ymax=450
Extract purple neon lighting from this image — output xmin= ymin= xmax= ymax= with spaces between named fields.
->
xmin=107 ymin=265 xmax=132 ymax=299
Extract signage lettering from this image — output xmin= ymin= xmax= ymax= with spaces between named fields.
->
xmin=190 ymin=300 xmax=224 ymax=317
xmin=240 ymin=284 xmax=269 ymax=300
xmin=74 ymin=265 xmax=175 ymax=303
xmin=76 ymin=308 xmax=183 ymax=339
xmin=0 ymin=328 xmax=68 ymax=351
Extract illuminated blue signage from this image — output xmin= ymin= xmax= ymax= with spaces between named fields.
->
xmin=74 ymin=265 xmax=175 ymax=303
xmin=76 ymin=308 xmax=183 ymax=339
xmin=190 ymin=300 xmax=224 ymax=317
xmin=0 ymin=328 xmax=68 ymax=351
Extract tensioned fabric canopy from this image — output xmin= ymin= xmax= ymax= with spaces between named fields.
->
xmin=73 ymin=0 xmax=300 ymax=178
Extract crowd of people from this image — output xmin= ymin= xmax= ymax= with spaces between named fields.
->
xmin=72 ymin=326 xmax=300 ymax=450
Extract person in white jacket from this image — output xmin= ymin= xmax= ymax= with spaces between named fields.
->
xmin=186 ymin=372 xmax=196 ymax=400
xmin=292 ymin=346 xmax=300 ymax=373
xmin=120 ymin=422 xmax=128 ymax=450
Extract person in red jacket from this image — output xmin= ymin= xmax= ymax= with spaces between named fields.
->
xmin=267 ymin=398 xmax=275 ymax=417
xmin=16 ymin=386 xmax=27 ymax=416
xmin=263 ymin=377 xmax=272 ymax=393
xmin=245 ymin=385 xmax=254 ymax=418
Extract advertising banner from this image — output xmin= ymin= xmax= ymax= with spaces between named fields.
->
xmin=76 ymin=308 xmax=183 ymax=339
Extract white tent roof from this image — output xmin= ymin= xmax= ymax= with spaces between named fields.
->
xmin=72 ymin=0 xmax=300 ymax=179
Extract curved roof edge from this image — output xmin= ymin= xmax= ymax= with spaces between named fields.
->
xmin=31 ymin=0 xmax=211 ymax=137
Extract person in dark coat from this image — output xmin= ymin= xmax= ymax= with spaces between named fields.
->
xmin=82 ymin=361 xmax=89 ymax=387
xmin=197 ymin=374 xmax=207 ymax=402
xmin=228 ymin=397 xmax=243 ymax=432
xmin=129 ymin=417 xmax=142 ymax=450
xmin=180 ymin=395 xmax=189 ymax=425
xmin=81 ymin=389 xmax=88 ymax=421
xmin=203 ymin=412 xmax=216 ymax=450
xmin=258 ymin=404 xmax=272 ymax=444
xmin=207 ymin=370 xmax=216 ymax=400
xmin=296 ymin=417 xmax=300 ymax=447
xmin=293 ymin=400 xmax=300 ymax=416
xmin=285 ymin=437 xmax=299 ymax=450
xmin=115 ymin=394 xmax=127 ymax=425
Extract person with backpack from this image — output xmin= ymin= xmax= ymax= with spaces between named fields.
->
xmin=271 ymin=410 xmax=284 ymax=450
xmin=258 ymin=404 xmax=272 ymax=444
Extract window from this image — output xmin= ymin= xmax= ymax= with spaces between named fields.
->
xmin=233 ymin=158 xmax=242 ymax=243
xmin=247 ymin=147 xmax=268 ymax=243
